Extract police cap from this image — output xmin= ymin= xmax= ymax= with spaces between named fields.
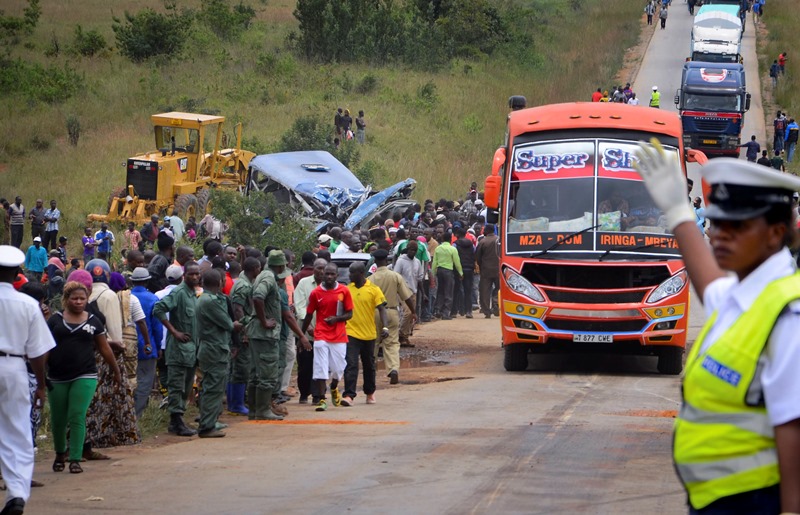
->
xmin=701 ymin=158 xmax=800 ymax=221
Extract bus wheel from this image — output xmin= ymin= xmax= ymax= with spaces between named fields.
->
xmin=657 ymin=346 xmax=684 ymax=375
xmin=504 ymin=344 xmax=529 ymax=372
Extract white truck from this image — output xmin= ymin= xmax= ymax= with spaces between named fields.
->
xmin=690 ymin=11 xmax=742 ymax=64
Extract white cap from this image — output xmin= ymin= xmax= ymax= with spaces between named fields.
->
xmin=0 ymin=245 xmax=25 ymax=267
xmin=165 ymin=265 xmax=183 ymax=281
xmin=652 ymin=85 xmax=658 ymax=91
xmin=475 ymin=199 xmax=484 ymax=206
xmin=318 ymin=234 xmax=332 ymax=244
xmin=33 ymin=236 xmax=42 ymax=243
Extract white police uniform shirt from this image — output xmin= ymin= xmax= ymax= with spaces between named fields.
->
xmin=0 ymin=282 xmax=56 ymax=502
xmin=701 ymin=248 xmax=800 ymax=426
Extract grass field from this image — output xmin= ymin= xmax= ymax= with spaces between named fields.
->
xmin=757 ymin=0 xmax=800 ymax=174
xmin=1 ymin=0 xmax=648 ymax=253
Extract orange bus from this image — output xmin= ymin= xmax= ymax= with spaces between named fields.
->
xmin=484 ymin=102 xmax=707 ymax=374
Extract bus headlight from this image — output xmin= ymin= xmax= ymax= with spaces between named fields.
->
xmin=646 ymin=271 xmax=687 ymax=304
xmin=503 ymin=267 xmax=544 ymax=302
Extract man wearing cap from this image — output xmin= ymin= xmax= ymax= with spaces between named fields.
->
xmin=317 ymin=234 xmax=333 ymax=251
xmin=160 ymin=217 xmax=174 ymax=239
xmin=147 ymin=232 xmax=175 ymax=294
xmin=153 ymin=262 xmax=201 ymax=436
xmin=130 ymin=267 xmax=163 ymax=417
xmin=229 ymin=257 xmax=261 ymax=416
xmin=23 ymin=237 xmax=47 ymax=282
xmin=369 ymin=249 xmax=415 ymax=384
xmin=649 ymin=86 xmax=660 ymax=108
xmin=247 ymin=251 xmax=284 ymax=420
xmin=0 ymin=245 xmax=54 ymax=515
xmin=196 ymin=269 xmax=240 ymax=437
xmin=270 ymin=251 xmax=312 ymax=416
xmin=42 ymin=200 xmax=60 ymax=251
xmin=637 ymin=143 xmax=800 ymax=514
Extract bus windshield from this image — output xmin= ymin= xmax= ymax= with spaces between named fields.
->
xmin=505 ymin=139 xmax=680 ymax=257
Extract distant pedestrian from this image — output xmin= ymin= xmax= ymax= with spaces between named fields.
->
xmin=659 ymin=5 xmax=668 ymax=29
xmin=785 ymin=118 xmax=799 ymax=163
xmin=1 ymin=198 xmax=9 ymax=245
xmin=82 ymin=227 xmax=97 ymax=262
xmin=688 ymin=0 xmax=696 ymax=15
xmin=649 ymin=86 xmax=661 ymax=108
xmin=334 ymin=107 xmax=343 ymax=139
xmin=778 ymin=52 xmax=787 ymax=75
xmin=28 ymin=199 xmax=45 ymax=245
xmin=740 ymin=135 xmax=760 ymax=162
xmin=757 ymin=150 xmax=772 ymax=167
xmin=9 ymin=197 xmax=25 ymax=249
xmin=770 ymin=150 xmax=785 ymax=172
xmin=770 ymin=60 xmax=780 ymax=88
xmin=24 ymin=237 xmax=47 ymax=282
xmin=774 ymin=111 xmax=787 ymax=153
xmin=591 ymin=88 xmax=603 ymax=102
xmin=43 ymin=200 xmax=60 ymax=251
xmin=355 ymin=110 xmax=366 ymax=144
xmin=628 ymin=93 xmax=640 ymax=106
xmin=644 ymin=1 xmax=655 ymax=25
xmin=341 ymin=109 xmax=353 ymax=140
xmin=612 ymin=86 xmax=626 ymax=103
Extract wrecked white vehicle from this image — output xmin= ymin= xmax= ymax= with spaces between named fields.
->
xmin=246 ymin=151 xmax=416 ymax=230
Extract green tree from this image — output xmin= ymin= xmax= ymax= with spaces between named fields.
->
xmin=112 ymin=6 xmax=189 ymax=62
xmin=198 ymin=0 xmax=256 ymax=41
xmin=209 ymin=189 xmax=316 ymax=258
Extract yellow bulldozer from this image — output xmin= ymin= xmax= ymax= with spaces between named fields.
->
xmin=89 ymin=112 xmax=255 ymax=224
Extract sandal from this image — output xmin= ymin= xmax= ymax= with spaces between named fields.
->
xmin=52 ymin=453 xmax=66 ymax=472
xmin=69 ymin=461 xmax=83 ymax=474
xmin=83 ymin=450 xmax=110 ymax=461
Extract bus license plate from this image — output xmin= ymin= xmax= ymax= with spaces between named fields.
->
xmin=702 ymin=139 xmax=717 ymax=145
xmin=573 ymin=334 xmax=614 ymax=343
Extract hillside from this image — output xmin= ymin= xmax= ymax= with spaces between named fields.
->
xmin=1 ymin=0 xmax=647 ymax=243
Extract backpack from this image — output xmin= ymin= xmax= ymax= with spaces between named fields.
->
xmin=775 ymin=117 xmax=786 ymax=132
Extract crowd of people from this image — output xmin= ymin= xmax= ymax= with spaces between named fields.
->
xmin=333 ymin=107 xmax=367 ymax=147
xmin=589 ymin=82 xmax=662 ymax=108
xmin=0 ymin=179 xmax=501 ymax=514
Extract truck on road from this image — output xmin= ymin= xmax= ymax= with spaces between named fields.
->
xmin=483 ymin=102 xmax=707 ymax=375
xmin=691 ymin=11 xmax=742 ymax=63
xmin=675 ymin=61 xmax=750 ymax=157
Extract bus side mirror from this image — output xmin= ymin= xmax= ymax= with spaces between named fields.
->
xmin=674 ymin=89 xmax=681 ymax=106
xmin=745 ymin=93 xmax=751 ymax=111
xmin=484 ymin=147 xmax=505 ymax=210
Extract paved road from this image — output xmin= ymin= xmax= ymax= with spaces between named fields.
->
xmin=26 ymin=9 xmax=765 ymax=515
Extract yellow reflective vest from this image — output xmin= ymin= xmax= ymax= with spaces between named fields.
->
xmin=674 ymin=273 xmax=800 ymax=509
xmin=649 ymin=91 xmax=660 ymax=107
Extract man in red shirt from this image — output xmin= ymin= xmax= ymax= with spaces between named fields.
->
xmin=591 ymin=88 xmax=603 ymax=102
xmin=301 ymin=262 xmax=353 ymax=412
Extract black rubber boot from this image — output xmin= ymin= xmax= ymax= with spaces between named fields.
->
xmin=168 ymin=413 xmax=197 ymax=437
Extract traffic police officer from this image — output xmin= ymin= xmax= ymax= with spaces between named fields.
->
xmin=0 ymin=245 xmax=55 ymax=515
xmin=636 ymin=144 xmax=800 ymax=514
xmin=649 ymin=85 xmax=660 ymax=108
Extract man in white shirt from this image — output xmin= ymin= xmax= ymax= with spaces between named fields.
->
xmin=293 ymin=258 xmax=326 ymax=403
xmin=0 ymin=246 xmax=55 ymax=515
xmin=392 ymin=241 xmax=424 ymax=346
xmin=333 ymin=231 xmax=355 ymax=254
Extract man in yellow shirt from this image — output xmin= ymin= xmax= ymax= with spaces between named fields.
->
xmin=342 ymin=262 xmax=389 ymax=406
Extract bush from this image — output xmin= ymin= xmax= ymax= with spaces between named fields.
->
xmin=113 ymin=7 xmax=188 ymax=62
xmin=354 ymin=73 xmax=379 ymax=94
xmin=208 ymin=189 xmax=316 ymax=258
xmin=198 ymin=0 xmax=256 ymax=41
xmin=66 ymin=115 xmax=80 ymax=146
xmin=0 ymin=58 xmax=83 ymax=104
xmin=415 ymin=81 xmax=439 ymax=111
xmin=276 ymin=115 xmax=333 ymax=153
xmin=355 ymin=159 xmax=383 ymax=187
xmin=0 ymin=0 xmax=41 ymax=45
xmin=72 ymin=25 xmax=106 ymax=57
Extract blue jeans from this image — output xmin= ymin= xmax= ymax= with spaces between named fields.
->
xmin=787 ymin=141 xmax=797 ymax=162
xmin=688 ymin=484 xmax=779 ymax=515
xmin=774 ymin=132 xmax=785 ymax=153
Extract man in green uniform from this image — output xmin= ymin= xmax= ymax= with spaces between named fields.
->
xmin=153 ymin=262 xmax=201 ymax=436
xmin=248 ymin=252 xmax=284 ymax=420
xmin=269 ymin=250 xmax=312 ymax=418
xmin=229 ymin=257 xmax=261 ymax=417
xmin=369 ymin=249 xmax=416 ymax=384
xmin=196 ymin=269 xmax=241 ymax=438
